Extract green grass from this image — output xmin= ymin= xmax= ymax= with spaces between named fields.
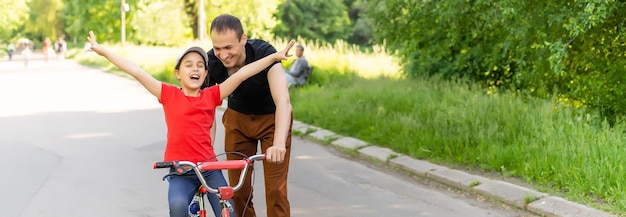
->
xmin=290 ymin=76 xmax=626 ymax=215
xmin=70 ymin=39 xmax=625 ymax=215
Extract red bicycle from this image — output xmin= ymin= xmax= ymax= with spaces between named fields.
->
xmin=154 ymin=154 xmax=265 ymax=217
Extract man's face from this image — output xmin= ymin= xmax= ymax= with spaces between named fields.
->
xmin=295 ymin=47 xmax=303 ymax=58
xmin=210 ymin=29 xmax=246 ymax=69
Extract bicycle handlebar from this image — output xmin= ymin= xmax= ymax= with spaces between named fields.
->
xmin=153 ymin=154 xmax=265 ymax=194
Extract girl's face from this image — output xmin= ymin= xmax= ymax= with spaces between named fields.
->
xmin=175 ymin=52 xmax=207 ymax=93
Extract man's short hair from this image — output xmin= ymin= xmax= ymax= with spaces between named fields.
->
xmin=296 ymin=45 xmax=304 ymax=51
xmin=210 ymin=14 xmax=244 ymax=40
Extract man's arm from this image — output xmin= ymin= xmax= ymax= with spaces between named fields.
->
xmin=297 ymin=59 xmax=310 ymax=77
xmin=265 ymin=63 xmax=292 ymax=163
xmin=290 ymin=58 xmax=310 ymax=77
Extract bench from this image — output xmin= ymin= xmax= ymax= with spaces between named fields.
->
xmin=298 ymin=66 xmax=313 ymax=86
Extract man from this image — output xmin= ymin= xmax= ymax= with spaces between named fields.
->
xmin=285 ymin=45 xmax=309 ymax=87
xmin=202 ymin=14 xmax=292 ymax=217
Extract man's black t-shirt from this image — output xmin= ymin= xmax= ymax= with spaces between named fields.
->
xmin=203 ymin=39 xmax=280 ymax=115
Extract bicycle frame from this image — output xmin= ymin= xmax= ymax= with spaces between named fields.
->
xmin=154 ymin=154 xmax=265 ymax=217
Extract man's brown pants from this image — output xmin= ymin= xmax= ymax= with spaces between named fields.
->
xmin=222 ymin=108 xmax=291 ymax=217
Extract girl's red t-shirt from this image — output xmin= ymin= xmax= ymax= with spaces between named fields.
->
xmin=159 ymin=83 xmax=221 ymax=163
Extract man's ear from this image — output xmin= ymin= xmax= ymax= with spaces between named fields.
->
xmin=174 ymin=69 xmax=181 ymax=80
xmin=240 ymin=33 xmax=247 ymax=45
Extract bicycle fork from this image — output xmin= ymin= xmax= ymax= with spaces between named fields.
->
xmin=219 ymin=186 xmax=235 ymax=217
xmin=189 ymin=186 xmax=208 ymax=217
xmin=191 ymin=186 xmax=234 ymax=217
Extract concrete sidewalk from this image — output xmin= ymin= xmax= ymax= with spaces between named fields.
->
xmin=292 ymin=121 xmax=617 ymax=217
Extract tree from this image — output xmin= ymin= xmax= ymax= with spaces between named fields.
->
xmin=64 ymin=0 xmax=134 ymax=45
xmin=0 ymin=0 xmax=30 ymax=43
xmin=273 ymin=0 xmax=352 ymax=44
xmin=365 ymin=0 xmax=626 ymax=121
xmin=345 ymin=0 xmax=373 ymax=46
xmin=183 ymin=0 xmax=200 ymax=40
xmin=24 ymin=0 xmax=64 ymax=43
xmin=176 ymin=0 xmax=281 ymax=40
xmin=205 ymin=0 xmax=280 ymax=40
xmin=132 ymin=0 xmax=193 ymax=46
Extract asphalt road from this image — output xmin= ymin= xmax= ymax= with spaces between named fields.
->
xmin=0 ymin=53 xmax=536 ymax=217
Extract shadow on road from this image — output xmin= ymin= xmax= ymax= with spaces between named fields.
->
xmin=0 ymin=108 xmax=170 ymax=217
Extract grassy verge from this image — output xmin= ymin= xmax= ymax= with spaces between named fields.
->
xmin=290 ymin=76 xmax=625 ymax=215
xmin=70 ymin=40 xmax=624 ymax=215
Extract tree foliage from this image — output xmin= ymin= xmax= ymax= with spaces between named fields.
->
xmin=64 ymin=0 xmax=136 ymax=45
xmin=25 ymin=0 xmax=64 ymax=43
xmin=345 ymin=0 xmax=373 ymax=45
xmin=205 ymin=0 xmax=280 ymax=40
xmin=366 ymin=0 xmax=626 ymax=121
xmin=23 ymin=0 xmax=285 ymax=46
xmin=132 ymin=0 xmax=193 ymax=46
xmin=9 ymin=0 xmax=367 ymax=47
xmin=0 ymin=0 xmax=30 ymax=42
xmin=273 ymin=0 xmax=352 ymax=44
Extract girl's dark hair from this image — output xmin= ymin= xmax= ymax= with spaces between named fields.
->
xmin=210 ymin=14 xmax=244 ymax=40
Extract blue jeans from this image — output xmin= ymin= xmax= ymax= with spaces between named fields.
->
xmin=285 ymin=72 xmax=297 ymax=87
xmin=167 ymin=169 xmax=235 ymax=217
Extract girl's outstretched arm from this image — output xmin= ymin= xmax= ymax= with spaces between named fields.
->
xmin=87 ymin=31 xmax=162 ymax=98
xmin=218 ymin=40 xmax=296 ymax=99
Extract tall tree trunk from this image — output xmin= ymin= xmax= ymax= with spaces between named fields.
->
xmin=184 ymin=0 xmax=199 ymax=39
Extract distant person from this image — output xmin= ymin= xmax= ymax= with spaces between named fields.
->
xmin=42 ymin=37 xmax=53 ymax=61
xmin=55 ymin=37 xmax=67 ymax=60
xmin=7 ymin=43 xmax=15 ymax=61
xmin=284 ymin=44 xmax=310 ymax=87
xmin=86 ymin=30 xmax=295 ymax=217
xmin=83 ymin=41 xmax=92 ymax=53
xmin=22 ymin=44 xmax=31 ymax=68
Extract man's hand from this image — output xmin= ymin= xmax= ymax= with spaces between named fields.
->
xmin=265 ymin=145 xmax=287 ymax=163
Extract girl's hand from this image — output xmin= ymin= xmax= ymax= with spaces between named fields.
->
xmin=86 ymin=31 xmax=105 ymax=55
xmin=275 ymin=40 xmax=296 ymax=61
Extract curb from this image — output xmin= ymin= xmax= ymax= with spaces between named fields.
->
xmin=293 ymin=120 xmax=617 ymax=217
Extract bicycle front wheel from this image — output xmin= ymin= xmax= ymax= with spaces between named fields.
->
xmin=221 ymin=207 xmax=230 ymax=217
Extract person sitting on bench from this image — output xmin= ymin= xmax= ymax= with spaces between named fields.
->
xmin=285 ymin=44 xmax=310 ymax=87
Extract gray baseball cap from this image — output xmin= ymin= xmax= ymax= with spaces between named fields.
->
xmin=175 ymin=46 xmax=208 ymax=70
